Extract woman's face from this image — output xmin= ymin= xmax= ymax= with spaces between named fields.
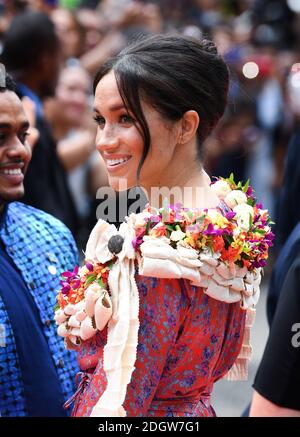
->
xmin=94 ymin=71 xmax=180 ymax=192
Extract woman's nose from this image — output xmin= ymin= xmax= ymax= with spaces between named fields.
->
xmin=96 ymin=125 xmax=120 ymax=152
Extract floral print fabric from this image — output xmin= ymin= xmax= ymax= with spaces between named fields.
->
xmin=72 ymin=270 xmax=246 ymax=417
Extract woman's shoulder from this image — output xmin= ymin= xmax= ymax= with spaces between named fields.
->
xmin=131 ymin=175 xmax=274 ymax=309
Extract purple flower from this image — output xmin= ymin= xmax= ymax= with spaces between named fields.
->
xmin=85 ymin=262 xmax=94 ymax=272
xmin=132 ymin=236 xmax=144 ymax=250
xmin=175 ymin=212 xmax=183 ymax=220
xmin=149 ymin=215 xmax=160 ymax=225
xmin=61 ymin=282 xmax=71 ymax=295
xmin=266 ymin=232 xmax=275 ymax=241
xmin=61 ymin=266 xmax=79 ymax=281
xmin=246 ymin=186 xmax=253 ymax=196
xmin=256 ymin=203 xmax=263 ymax=209
xmin=253 ymin=259 xmax=266 ymax=268
xmin=175 ymin=202 xmax=183 ymax=210
xmin=72 ymin=279 xmax=81 ymax=289
xmin=203 ymin=223 xmax=223 ymax=236
xmin=225 ymin=211 xmax=236 ymax=220
xmin=187 ymin=224 xmax=201 ymax=233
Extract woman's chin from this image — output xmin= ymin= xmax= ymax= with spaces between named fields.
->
xmin=108 ymin=175 xmax=136 ymax=192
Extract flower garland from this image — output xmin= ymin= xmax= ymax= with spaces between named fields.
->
xmin=54 ymin=261 xmax=114 ymax=348
xmin=54 ymin=175 xmax=274 ymax=347
xmin=56 ymin=262 xmax=112 ymax=310
xmin=133 ymin=174 xmax=274 ymax=271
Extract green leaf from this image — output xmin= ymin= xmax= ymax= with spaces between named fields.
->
xmin=243 ymin=179 xmax=250 ymax=193
xmin=254 ymin=229 xmax=266 ymax=235
xmin=196 ymin=216 xmax=205 ymax=225
xmin=145 ymin=219 xmax=151 ymax=235
xmin=107 ymin=260 xmax=114 ymax=269
xmin=249 ymin=214 xmax=253 ymax=230
xmin=229 ymin=173 xmax=235 ymax=183
xmin=85 ymin=274 xmax=97 ymax=286
xmin=54 ymin=303 xmax=60 ymax=312
xmin=97 ymin=278 xmax=105 ymax=288
xmin=166 ymin=224 xmax=175 ymax=232
xmin=223 ymin=234 xmax=234 ymax=249
xmin=247 ymin=198 xmax=256 ymax=207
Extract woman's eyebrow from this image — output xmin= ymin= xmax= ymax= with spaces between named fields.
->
xmin=93 ymin=104 xmax=126 ymax=113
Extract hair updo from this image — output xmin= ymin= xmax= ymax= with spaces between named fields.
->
xmin=93 ymin=34 xmax=229 ymax=178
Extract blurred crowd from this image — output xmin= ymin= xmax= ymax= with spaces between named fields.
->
xmin=1 ymin=0 xmax=300 ymax=251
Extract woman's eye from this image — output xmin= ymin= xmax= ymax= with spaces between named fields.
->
xmin=93 ymin=115 xmax=105 ymax=127
xmin=120 ymin=114 xmax=134 ymax=124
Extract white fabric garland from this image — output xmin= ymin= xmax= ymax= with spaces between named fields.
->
xmin=58 ymin=213 xmax=261 ymax=416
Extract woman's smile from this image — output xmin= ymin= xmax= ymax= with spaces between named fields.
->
xmin=103 ymin=154 xmax=133 ymax=172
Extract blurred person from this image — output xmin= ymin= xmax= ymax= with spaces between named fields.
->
xmin=0 ymin=71 xmax=79 ymax=417
xmin=204 ymin=100 xmax=257 ymax=183
xmin=232 ymin=52 xmax=282 ymax=218
xmin=276 ymin=70 xmax=300 ymax=249
xmin=0 ymin=0 xmax=28 ymax=34
xmin=75 ymin=7 xmax=104 ymax=52
xmin=77 ymin=2 xmax=162 ymax=76
xmin=190 ymin=0 xmax=222 ymax=30
xmin=0 ymin=11 xmax=79 ymax=236
xmin=250 ymin=252 xmax=300 ymax=416
xmin=44 ymin=63 xmax=108 ymax=245
xmin=251 ymin=0 xmax=295 ymax=50
xmin=51 ymin=7 xmax=85 ymax=60
xmin=264 ymin=77 xmax=300 ymax=321
xmin=242 ymin=69 xmax=300 ymax=416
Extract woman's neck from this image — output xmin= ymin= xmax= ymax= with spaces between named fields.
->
xmin=142 ymin=167 xmax=219 ymax=210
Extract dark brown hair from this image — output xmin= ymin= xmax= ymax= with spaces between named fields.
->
xmin=93 ymin=34 xmax=229 ymax=179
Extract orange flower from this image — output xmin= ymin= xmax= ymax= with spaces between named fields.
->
xmin=221 ymin=245 xmax=241 ymax=263
xmin=243 ymin=259 xmax=251 ymax=268
xmin=150 ymin=224 xmax=167 ymax=237
xmin=212 ymin=236 xmax=225 ymax=253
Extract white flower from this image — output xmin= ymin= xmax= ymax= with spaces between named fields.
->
xmin=206 ymin=209 xmax=219 ymax=221
xmin=211 ymin=180 xmax=232 ymax=199
xmin=233 ymin=203 xmax=254 ymax=230
xmin=233 ymin=203 xmax=254 ymax=216
xmin=224 ymin=189 xmax=247 ymax=209
xmin=170 ymin=229 xmax=186 ymax=242
xmin=133 ymin=211 xmax=152 ymax=228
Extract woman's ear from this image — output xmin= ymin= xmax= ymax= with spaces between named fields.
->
xmin=180 ymin=110 xmax=200 ymax=144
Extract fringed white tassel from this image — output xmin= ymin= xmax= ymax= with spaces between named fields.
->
xmin=90 ymin=220 xmax=140 ymax=417
xmin=223 ymin=307 xmax=256 ymax=381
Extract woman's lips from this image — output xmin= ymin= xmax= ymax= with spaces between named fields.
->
xmin=105 ymin=156 xmax=132 ymax=172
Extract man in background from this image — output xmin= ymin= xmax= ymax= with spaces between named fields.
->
xmin=0 ymin=11 xmax=79 ymax=237
xmin=0 ymin=69 xmax=78 ymax=416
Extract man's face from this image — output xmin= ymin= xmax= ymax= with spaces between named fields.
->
xmin=0 ymin=91 xmax=31 ymax=206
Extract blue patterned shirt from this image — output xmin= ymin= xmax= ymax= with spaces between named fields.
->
xmin=0 ymin=202 xmax=79 ymax=416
